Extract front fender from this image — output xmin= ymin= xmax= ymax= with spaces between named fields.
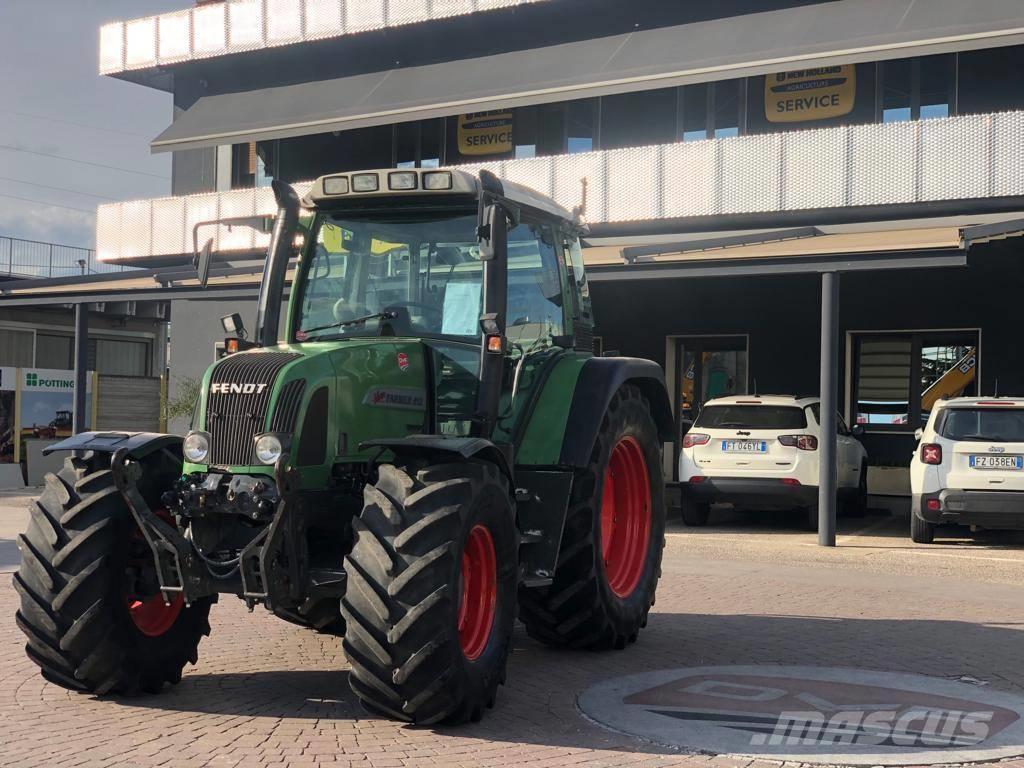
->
xmin=42 ymin=431 xmax=183 ymax=462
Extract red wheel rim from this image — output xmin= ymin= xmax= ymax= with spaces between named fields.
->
xmin=127 ymin=593 xmax=184 ymax=637
xmin=458 ymin=524 xmax=497 ymax=661
xmin=600 ymin=436 xmax=652 ymax=598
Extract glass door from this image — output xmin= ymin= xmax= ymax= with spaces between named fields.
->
xmin=676 ymin=335 xmax=749 ymax=436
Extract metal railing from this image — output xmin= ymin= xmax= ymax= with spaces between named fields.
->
xmin=0 ymin=236 xmax=132 ymax=279
xmin=95 ymin=110 xmax=1024 ymax=263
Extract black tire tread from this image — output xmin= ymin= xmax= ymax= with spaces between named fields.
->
xmin=13 ymin=455 xmax=211 ymax=695
xmin=518 ymin=384 xmax=666 ymax=650
xmin=341 ymin=461 xmax=512 ymax=725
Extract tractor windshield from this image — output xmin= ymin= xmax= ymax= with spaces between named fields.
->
xmin=294 ymin=210 xmax=566 ymax=344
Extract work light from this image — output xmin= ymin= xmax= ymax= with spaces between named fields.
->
xmin=351 ymin=173 xmax=379 ymax=192
xmin=388 ymin=171 xmax=417 ymax=190
xmin=423 ymin=171 xmax=453 ymax=190
xmin=323 ymin=176 xmax=349 ymax=195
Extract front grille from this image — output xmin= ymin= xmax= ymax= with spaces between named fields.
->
xmin=206 ymin=352 xmax=300 ymax=466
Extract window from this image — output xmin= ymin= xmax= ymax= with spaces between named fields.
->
xmin=852 ymin=331 xmax=978 ymax=429
xmin=295 ymin=212 xmax=566 ymax=344
xmin=600 ymin=88 xmax=676 ymax=149
xmin=714 ymin=79 xmax=742 ymax=138
xmin=0 ymin=328 xmax=33 ymax=367
xmin=880 ymin=54 xmax=955 ymax=122
xmin=567 ymin=99 xmax=596 ymax=154
xmin=679 ymin=83 xmax=709 ymax=141
xmin=36 ymin=333 xmax=73 ymax=369
xmin=939 ymin=407 xmax=1024 ymax=442
xmin=809 ymin=403 xmax=852 ymax=435
xmin=696 ymin=405 xmax=807 ymax=430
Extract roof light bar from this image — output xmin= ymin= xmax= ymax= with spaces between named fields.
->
xmin=351 ymin=173 xmax=379 ymax=193
xmin=323 ymin=176 xmax=349 ymax=195
xmin=388 ymin=171 xmax=417 ymax=190
xmin=423 ymin=171 xmax=453 ymax=190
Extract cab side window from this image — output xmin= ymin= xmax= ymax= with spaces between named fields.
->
xmin=506 ymin=219 xmax=566 ymax=344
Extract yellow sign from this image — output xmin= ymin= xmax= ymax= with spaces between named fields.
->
xmin=457 ymin=111 xmax=513 ymax=156
xmin=765 ymin=65 xmax=856 ymax=123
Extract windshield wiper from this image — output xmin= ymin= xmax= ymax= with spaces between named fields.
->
xmin=299 ymin=310 xmax=397 ymax=337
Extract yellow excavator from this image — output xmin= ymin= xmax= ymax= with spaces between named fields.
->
xmin=921 ymin=346 xmax=978 ymax=412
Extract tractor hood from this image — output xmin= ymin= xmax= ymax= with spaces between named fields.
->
xmin=192 ymin=339 xmax=438 ymax=483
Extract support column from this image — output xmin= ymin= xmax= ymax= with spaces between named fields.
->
xmin=818 ymin=271 xmax=839 ymax=547
xmin=73 ymin=303 xmax=89 ymax=434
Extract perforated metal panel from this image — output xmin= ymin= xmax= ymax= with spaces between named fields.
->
xmin=101 ymin=0 xmax=549 ymax=74
xmin=95 ymin=112 xmax=1024 ymax=263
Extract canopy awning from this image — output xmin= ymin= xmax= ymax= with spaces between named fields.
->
xmin=153 ymin=0 xmax=1024 ymax=153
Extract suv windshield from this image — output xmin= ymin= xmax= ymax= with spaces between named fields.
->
xmin=695 ymin=405 xmax=807 ymax=430
xmin=939 ymin=407 xmax=1024 ymax=442
xmin=295 ymin=211 xmax=565 ymax=344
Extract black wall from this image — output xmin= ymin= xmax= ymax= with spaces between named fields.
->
xmin=590 ymin=239 xmax=1024 ymax=465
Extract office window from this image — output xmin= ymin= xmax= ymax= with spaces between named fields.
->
xmin=882 ymin=59 xmax=913 ymax=123
xmin=36 ymin=333 xmax=73 ymax=369
xmin=600 ymin=88 xmax=676 ymax=150
xmin=567 ymin=99 xmax=596 ymax=153
xmin=421 ymin=118 xmax=443 ymax=167
xmin=920 ymin=54 xmax=954 ymax=119
xmin=679 ymin=83 xmax=709 ymax=141
xmin=853 ymin=331 xmax=978 ymax=429
xmin=395 ymin=122 xmax=417 ymax=168
xmin=0 ymin=328 xmax=33 ymax=367
xmin=880 ymin=54 xmax=955 ymax=122
xmin=513 ymin=105 xmax=538 ymax=158
xmin=714 ymin=79 xmax=741 ymax=138
xmin=93 ymin=339 xmax=149 ymax=376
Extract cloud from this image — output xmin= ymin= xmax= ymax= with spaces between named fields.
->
xmin=0 ymin=202 xmax=95 ymax=253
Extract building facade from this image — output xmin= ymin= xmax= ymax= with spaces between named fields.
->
xmin=14 ymin=0 xmax=1024 ymax=491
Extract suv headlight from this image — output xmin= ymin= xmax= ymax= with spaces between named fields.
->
xmin=254 ymin=434 xmax=284 ymax=465
xmin=182 ymin=431 xmax=210 ymax=463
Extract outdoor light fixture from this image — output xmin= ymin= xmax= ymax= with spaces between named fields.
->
xmin=423 ymin=171 xmax=453 ymax=190
xmin=351 ymin=173 xmax=380 ymax=192
xmin=220 ymin=313 xmax=244 ymax=335
xmin=388 ymin=171 xmax=417 ymax=190
xmin=183 ymin=431 xmax=211 ymax=463
xmin=323 ymin=176 xmax=349 ymax=195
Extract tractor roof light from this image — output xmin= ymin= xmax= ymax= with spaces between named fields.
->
xmin=388 ymin=171 xmax=417 ymax=191
xmin=423 ymin=171 xmax=453 ymax=190
xmin=323 ymin=176 xmax=349 ymax=195
xmin=351 ymin=173 xmax=379 ymax=193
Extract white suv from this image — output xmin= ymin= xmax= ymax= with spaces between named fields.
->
xmin=679 ymin=395 xmax=868 ymax=529
xmin=910 ymin=396 xmax=1024 ymax=543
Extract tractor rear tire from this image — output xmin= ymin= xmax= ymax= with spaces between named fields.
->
xmin=14 ymin=456 xmax=213 ymax=695
xmin=341 ymin=460 xmax=516 ymax=724
xmin=518 ymin=384 xmax=665 ymax=650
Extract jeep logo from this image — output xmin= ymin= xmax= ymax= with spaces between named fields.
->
xmin=211 ymin=382 xmax=269 ymax=395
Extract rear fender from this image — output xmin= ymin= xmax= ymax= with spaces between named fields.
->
xmin=559 ymin=357 xmax=674 ymax=468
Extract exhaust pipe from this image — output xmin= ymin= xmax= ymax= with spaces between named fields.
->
xmin=255 ymin=179 xmax=300 ymax=348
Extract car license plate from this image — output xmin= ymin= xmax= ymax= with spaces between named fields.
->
xmin=721 ymin=440 xmax=767 ymax=453
xmin=969 ymin=454 xmax=1024 ymax=470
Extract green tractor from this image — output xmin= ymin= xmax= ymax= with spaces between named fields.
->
xmin=14 ymin=168 xmax=672 ymax=724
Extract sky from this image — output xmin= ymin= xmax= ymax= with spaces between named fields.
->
xmin=0 ymin=0 xmax=183 ymax=248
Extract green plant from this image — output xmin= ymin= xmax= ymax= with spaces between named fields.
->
xmin=164 ymin=375 xmax=202 ymax=426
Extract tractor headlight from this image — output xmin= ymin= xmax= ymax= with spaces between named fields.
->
xmin=254 ymin=434 xmax=284 ymax=465
xmin=182 ymin=431 xmax=210 ymax=463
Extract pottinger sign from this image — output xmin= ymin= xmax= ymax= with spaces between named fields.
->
xmin=766 ymin=66 xmax=856 ymax=123
xmin=457 ymin=111 xmax=513 ymax=156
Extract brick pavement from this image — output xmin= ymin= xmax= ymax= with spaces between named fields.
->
xmin=2 ymin=510 xmax=1024 ymax=768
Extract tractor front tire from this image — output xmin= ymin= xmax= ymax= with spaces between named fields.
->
xmin=518 ymin=384 xmax=666 ymax=650
xmin=341 ymin=461 xmax=517 ymax=724
xmin=14 ymin=456 xmax=213 ymax=695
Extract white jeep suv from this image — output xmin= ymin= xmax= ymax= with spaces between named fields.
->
xmin=910 ymin=396 xmax=1024 ymax=543
xmin=679 ymin=395 xmax=868 ymax=529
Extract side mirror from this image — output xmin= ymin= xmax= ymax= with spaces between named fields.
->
xmin=850 ymin=424 xmax=865 ymax=438
xmin=478 ymin=204 xmax=500 ymax=261
xmin=195 ymin=238 xmax=214 ymax=288
xmin=914 ymin=427 xmax=924 ymax=442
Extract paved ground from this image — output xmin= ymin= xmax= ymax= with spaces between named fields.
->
xmin=2 ymin=493 xmax=1024 ymax=768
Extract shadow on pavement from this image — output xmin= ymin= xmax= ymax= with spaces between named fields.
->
xmin=113 ymin=611 xmax=1024 ymax=756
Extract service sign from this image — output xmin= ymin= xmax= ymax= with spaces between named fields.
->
xmin=766 ymin=65 xmax=856 ymax=123
xmin=457 ymin=111 xmax=513 ymax=156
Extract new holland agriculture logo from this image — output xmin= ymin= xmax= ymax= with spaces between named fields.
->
xmin=579 ymin=666 xmax=1024 ymax=766
xmin=25 ymin=372 xmax=74 ymax=389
